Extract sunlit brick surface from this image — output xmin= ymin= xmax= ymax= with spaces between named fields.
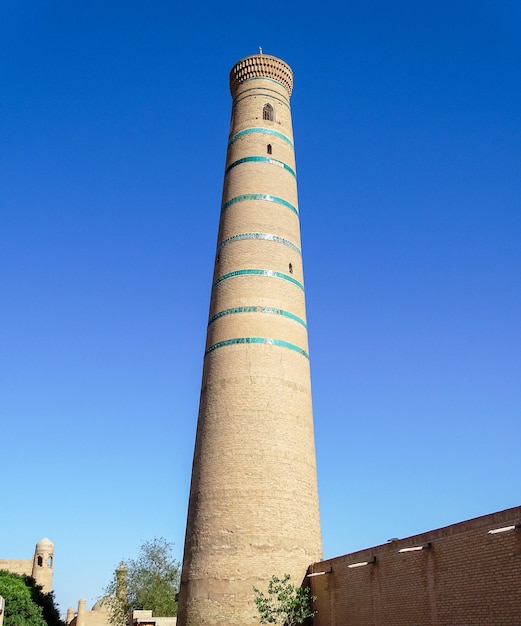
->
xmin=310 ymin=506 xmax=521 ymax=626
xmin=177 ymin=54 xmax=322 ymax=626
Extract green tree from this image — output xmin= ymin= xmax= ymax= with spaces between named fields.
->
xmin=104 ymin=538 xmax=180 ymax=626
xmin=23 ymin=575 xmax=64 ymax=626
xmin=0 ymin=570 xmax=46 ymax=626
xmin=253 ymin=574 xmax=316 ymax=626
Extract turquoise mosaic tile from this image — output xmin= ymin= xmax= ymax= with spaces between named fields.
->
xmin=204 ymin=337 xmax=309 ymax=359
xmin=228 ymin=128 xmax=293 ymax=147
xmin=212 ymin=269 xmax=304 ymax=291
xmin=216 ymin=232 xmax=301 ymax=255
xmin=225 ymin=156 xmax=296 ymax=178
xmin=208 ymin=306 xmax=307 ymax=328
xmin=221 ymin=194 xmax=299 ymax=217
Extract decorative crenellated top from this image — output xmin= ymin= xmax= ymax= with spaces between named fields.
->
xmin=230 ymin=54 xmax=293 ymax=97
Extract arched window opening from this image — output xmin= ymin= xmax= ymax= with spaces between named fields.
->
xmin=288 ymin=263 xmax=293 ymax=274
xmin=263 ymin=103 xmax=274 ymax=121
xmin=47 ymin=556 xmax=53 ymax=567
xmin=37 ymin=556 xmax=43 ymax=567
xmin=267 ymin=144 xmax=272 ymax=155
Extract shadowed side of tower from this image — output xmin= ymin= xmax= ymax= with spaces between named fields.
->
xmin=177 ymin=54 xmax=322 ymax=626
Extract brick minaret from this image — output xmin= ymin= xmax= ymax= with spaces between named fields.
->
xmin=177 ymin=53 xmax=322 ymax=626
xmin=31 ymin=538 xmax=54 ymax=593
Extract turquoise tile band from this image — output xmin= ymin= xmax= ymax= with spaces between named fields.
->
xmin=205 ymin=337 xmax=309 ymax=359
xmin=229 ymin=127 xmax=293 ymax=147
xmin=208 ymin=306 xmax=307 ymax=328
xmin=212 ymin=269 xmax=304 ymax=291
xmin=225 ymin=156 xmax=296 ymax=178
xmin=217 ymin=232 xmax=301 ymax=255
xmin=221 ymin=194 xmax=299 ymax=217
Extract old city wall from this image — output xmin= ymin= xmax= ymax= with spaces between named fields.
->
xmin=0 ymin=560 xmax=32 ymax=577
xmin=310 ymin=505 xmax=521 ymax=626
xmin=0 ymin=539 xmax=54 ymax=593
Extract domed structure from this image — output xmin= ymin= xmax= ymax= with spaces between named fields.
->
xmin=32 ymin=536 xmax=54 ymax=592
xmin=91 ymin=597 xmax=112 ymax=612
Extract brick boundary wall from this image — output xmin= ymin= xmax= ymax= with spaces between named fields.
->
xmin=309 ymin=506 xmax=521 ymax=626
xmin=0 ymin=560 xmax=32 ymax=577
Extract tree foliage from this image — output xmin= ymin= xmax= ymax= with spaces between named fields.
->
xmin=104 ymin=538 xmax=180 ymax=626
xmin=0 ymin=570 xmax=46 ymax=626
xmin=0 ymin=570 xmax=64 ymax=626
xmin=23 ymin=576 xmax=64 ymax=626
xmin=253 ymin=574 xmax=316 ymax=626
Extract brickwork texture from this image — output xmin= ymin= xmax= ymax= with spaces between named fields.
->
xmin=310 ymin=506 xmax=521 ymax=626
xmin=177 ymin=54 xmax=322 ymax=626
xmin=0 ymin=538 xmax=54 ymax=593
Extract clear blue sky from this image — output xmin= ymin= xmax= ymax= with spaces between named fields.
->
xmin=1 ymin=0 xmax=520 ymax=616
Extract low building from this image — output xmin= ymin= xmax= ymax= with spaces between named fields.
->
xmin=309 ymin=505 xmax=521 ymax=626
xmin=66 ymin=598 xmax=111 ymax=626
xmin=128 ymin=609 xmax=176 ymax=626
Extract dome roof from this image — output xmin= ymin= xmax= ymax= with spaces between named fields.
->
xmin=36 ymin=538 xmax=54 ymax=548
xmin=92 ymin=597 xmax=112 ymax=612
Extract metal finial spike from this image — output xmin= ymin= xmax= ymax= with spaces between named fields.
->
xmin=259 ymin=46 xmax=263 ymax=55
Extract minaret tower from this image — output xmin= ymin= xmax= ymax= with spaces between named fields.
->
xmin=31 ymin=538 xmax=54 ymax=593
xmin=177 ymin=53 xmax=322 ymax=626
